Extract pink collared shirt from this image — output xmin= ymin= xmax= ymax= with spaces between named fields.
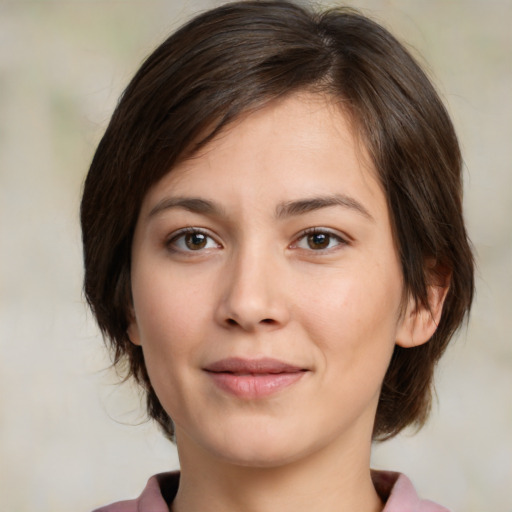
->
xmin=92 ymin=470 xmax=450 ymax=512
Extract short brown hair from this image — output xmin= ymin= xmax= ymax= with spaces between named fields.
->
xmin=81 ymin=1 xmax=474 ymax=441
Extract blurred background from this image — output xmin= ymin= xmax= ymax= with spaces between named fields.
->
xmin=0 ymin=0 xmax=510 ymax=511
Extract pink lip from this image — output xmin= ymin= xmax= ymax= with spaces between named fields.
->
xmin=204 ymin=357 xmax=308 ymax=399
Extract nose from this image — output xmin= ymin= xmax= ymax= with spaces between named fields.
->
xmin=214 ymin=246 xmax=291 ymax=331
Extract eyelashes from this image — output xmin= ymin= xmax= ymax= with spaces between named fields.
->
xmin=166 ymin=227 xmax=221 ymax=253
xmin=166 ymin=228 xmax=220 ymax=252
xmin=165 ymin=227 xmax=349 ymax=255
xmin=291 ymin=228 xmax=348 ymax=252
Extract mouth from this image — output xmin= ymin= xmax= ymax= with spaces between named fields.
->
xmin=203 ymin=357 xmax=309 ymax=399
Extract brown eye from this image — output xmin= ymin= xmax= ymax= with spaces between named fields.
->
xmin=293 ymin=229 xmax=347 ymax=252
xmin=185 ymin=232 xmax=208 ymax=250
xmin=307 ymin=233 xmax=330 ymax=250
xmin=167 ymin=229 xmax=219 ymax=253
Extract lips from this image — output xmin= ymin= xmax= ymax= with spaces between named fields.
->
xmin=203 ymin=357 xmax=308 ymax=399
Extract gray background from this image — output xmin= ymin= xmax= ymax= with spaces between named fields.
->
xmin=0 ymin=0 xmax=511 ymax=511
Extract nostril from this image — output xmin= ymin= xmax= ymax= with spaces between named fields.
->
xmin=224 ymin=317 xmax=278 ymax=329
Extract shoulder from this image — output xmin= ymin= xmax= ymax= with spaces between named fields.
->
xmin=372 ymin=470 xmax=451 ymax=512
xmin=93 ymin=470 xmax=450 ymax=512
xmin=91 ymin=472 xmax=179 ymax=512
xmin=92 ymin=500 xmax=137 ymax=512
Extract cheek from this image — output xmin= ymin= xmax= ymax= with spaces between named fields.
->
xmin=297 ymin=259 xmax=403 ymax=373
xmin=132 ymin=252 xmax=215 ymax=336
xmin=129 ymin=261 xmax=223 ymax=407
xmin=133 ymin=284 xmax=203 ymax=360
xmin=130 ymin=275 xmax=205 ymax=421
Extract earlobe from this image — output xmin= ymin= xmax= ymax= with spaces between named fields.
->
xmin=127 ymin=323 xmax=142 ymax=346
xmin=127 ymin=309 xmax=142 ymax=346
xmin=396 ymin=273 xmax=450 ymax=348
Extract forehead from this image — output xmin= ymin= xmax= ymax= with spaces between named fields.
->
xmin=140 ymin=92 xmax=385 ymax=218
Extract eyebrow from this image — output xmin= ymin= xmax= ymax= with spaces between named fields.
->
xmin=275 ymin=194 xmax=374 ymax=221
xmin=148 ymin=193 xmax=374 ymax=222
xmin=148 ymin=197 xmax=225 ymax=218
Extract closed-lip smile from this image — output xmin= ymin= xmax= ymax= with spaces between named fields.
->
xmin=203 ymin=357 xmax=309 ymax=399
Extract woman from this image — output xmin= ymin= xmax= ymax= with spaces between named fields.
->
xmin=81 ymin=2 xmax=474 ymax=511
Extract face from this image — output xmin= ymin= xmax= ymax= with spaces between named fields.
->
xmin=128 ymin=93 xmax=409 ymax=469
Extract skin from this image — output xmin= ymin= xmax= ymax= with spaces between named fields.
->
xmin=128 ymin=93 xmax=444 ymax=512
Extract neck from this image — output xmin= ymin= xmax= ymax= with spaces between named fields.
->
xmin=172 ymin=429 xmax=382 ymax=512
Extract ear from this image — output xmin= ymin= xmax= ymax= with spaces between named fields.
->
xmin=126 ymin=308 xmax=142 ymax=346
xmin=396 ymin=265 xmax=451 ymax=348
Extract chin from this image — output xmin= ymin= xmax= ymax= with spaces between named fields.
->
xmin=217 ymin=445 xmax=304 ymax=469
xmin=198 ymin=422 xmax=317 ymax=469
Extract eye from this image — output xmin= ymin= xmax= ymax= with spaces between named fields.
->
xmin=293 ymin=229 xmax=347 ymax=251
xmin=167 ymin=228 xmax=220 ymax=252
